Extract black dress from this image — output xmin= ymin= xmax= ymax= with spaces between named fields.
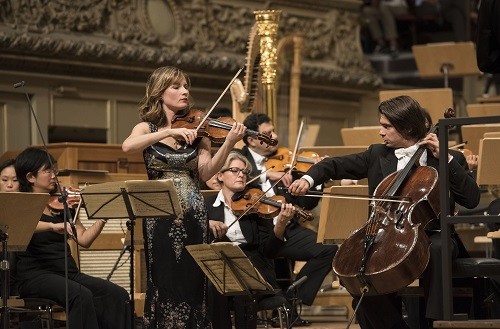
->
xmin=142 ymin=122 xmax=210 ymax=329
xmin=16 ymin=213 xmax=131 ymax=329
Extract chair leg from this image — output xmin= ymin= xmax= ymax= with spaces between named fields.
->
xmin=49 ymin=306 xmax=54 ymax=329
xmin=258 ymin=310 xmax=270 ymax=329
xmin=277 ymin=307 xmax=284 ymax=329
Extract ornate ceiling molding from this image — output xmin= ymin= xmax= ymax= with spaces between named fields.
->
xmin=0 ymin=0 xmax=380 ymax=88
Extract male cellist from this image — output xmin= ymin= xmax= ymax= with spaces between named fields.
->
xmin=289 ymin=95 xmax=480 ymax=329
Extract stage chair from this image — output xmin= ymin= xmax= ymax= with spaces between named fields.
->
xmin=460 ymin=125 xmax=500 ymax=156
xmin=466 ymin=103 xmax=500 ymax=117
xmin=340 ymin=126 xmax=381 ymax=146
xmin=5 ymin=251 xmax=65 ymax=329
xmin=257 ymin=293 xmax=288 ymax=329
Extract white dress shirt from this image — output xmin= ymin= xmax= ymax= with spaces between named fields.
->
xmin=212 ymin=190 xmax=247 ymax=245
xmin=394 ymin=143 xmax=427 ymax=170
xmin=248 ymin=148 xmax=276 ymax=197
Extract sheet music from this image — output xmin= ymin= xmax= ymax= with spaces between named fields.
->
xmin=81 ymin=179 xmax=183 ymax=220
xmin=81 ymin=181 xmax=129 ymax=219
xmin=186 ymin=242 xmax=273 ymax=295
xmin=125 ymin=179 xmax=182 ymax=218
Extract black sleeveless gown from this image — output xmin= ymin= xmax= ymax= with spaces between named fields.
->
xmin=142 ymin=122 xmax=211 ymax=329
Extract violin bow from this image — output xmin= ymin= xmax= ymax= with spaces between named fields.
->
xmin=448 ymin=141 xmax=468 ymax=150
xmin=303 ymin=191 xmax=411 ymax=204
xmin=195 ymin=67 xmax=244 ymax=133
xmin=245 ymin=166 xmax=275 ymax=186
xmin=288 ymin=119 xmax=305 ymax=172
xmin=278 ymin=187 xmax=411 ymax=204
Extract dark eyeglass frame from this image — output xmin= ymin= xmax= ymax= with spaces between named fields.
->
xmin=37 ymin=168 xmax=59 ymax=176
xmin=221 ymin=167 xmax=251 ymax=176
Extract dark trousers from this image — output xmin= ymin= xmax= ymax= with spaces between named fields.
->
xmin=208 ymin=247 xmax=278 ymax=329
xmin=276 ymin=224 xmax=338 ymax=305
xmin=18 ymin=271 xmax=131 ymax=329
xmin=209 ymin=287 xmax=260 ymax=329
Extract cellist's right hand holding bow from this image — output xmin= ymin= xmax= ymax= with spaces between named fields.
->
xmin=288 ymin=178 xmax=310 ymax=196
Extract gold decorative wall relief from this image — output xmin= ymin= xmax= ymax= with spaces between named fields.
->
xmin=0 ymin=0 xmax=380 ymax=87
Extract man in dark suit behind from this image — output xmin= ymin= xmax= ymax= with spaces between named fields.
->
xmin=237 ymin=113 xmax=338 ymax=311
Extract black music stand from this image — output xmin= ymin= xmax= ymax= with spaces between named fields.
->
xmin=81 ymin=179 xmax=182 ymax=329
xmin=0 ymin=192 xmax=49 ymax=329
xmin=186 ymin=243 xmax=288 ymax=327
xmin=107 ymin=218 xmax=144 ymax=281
xmin=186 ymin=242 xmax=274 ymax=296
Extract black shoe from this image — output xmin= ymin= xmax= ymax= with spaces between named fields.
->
xmin=293 ymin=317 xmax=312 ymax=327
xmin=270 ymin=315 xmax=312 ymax=327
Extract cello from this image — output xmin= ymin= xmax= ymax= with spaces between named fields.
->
xmin=332 ymin=109 xmax=454 ymax=297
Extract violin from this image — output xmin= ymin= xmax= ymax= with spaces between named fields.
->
xmin=48 ymin=186 xmax=83 ymax=212
xmin=265 ymin=147 xmax=320 ymax=174
xmin=171 ymin=109 xmax=277 ymax=146
xmin=231 ymin=187 xmax=314 ymax=222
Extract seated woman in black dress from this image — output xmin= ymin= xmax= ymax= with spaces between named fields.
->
xmin=14 ymin=147 xmax=131 ymax=329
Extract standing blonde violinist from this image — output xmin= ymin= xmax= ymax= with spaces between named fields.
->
xmin=122 ymin=66 xmax=245 ymax=328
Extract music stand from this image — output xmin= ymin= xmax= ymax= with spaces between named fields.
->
xmin=0 ymin=192 xmax=49 ymax=329
xmin=107 ymin=218 xmax=144 ymax=282
xmin=476 ymin=138 xmax=500 ymax=186
xmin=186 ymin=242 xmax=274 ymax=296
xmin=81 ymin=179 xmax=182 ymax=329
xmin=412 ymin=42 xmax=481 ymax=88
xmin=340 ymin=126 xmax=381 ymax=146
xmin=316 ymin=185 xmax=369 ymax=244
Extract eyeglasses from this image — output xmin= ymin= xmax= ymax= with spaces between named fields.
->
xmin=38 ymin=168 xmax=59 ymax=176
xmin=222 ymin=167 xmax=251 ymax=176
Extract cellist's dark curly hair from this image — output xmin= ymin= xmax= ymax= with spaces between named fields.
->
xmin=378 ymin=95 xmax=427 ymax=141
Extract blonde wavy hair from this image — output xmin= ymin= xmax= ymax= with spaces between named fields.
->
xmin=217 ymin=152 xmax=252 ymax=184
xmin=139 ymin=66 xmax=191 ymax=127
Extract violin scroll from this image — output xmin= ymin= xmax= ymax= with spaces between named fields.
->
xmin=265 ymin=147 xmax=321 ymax=175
